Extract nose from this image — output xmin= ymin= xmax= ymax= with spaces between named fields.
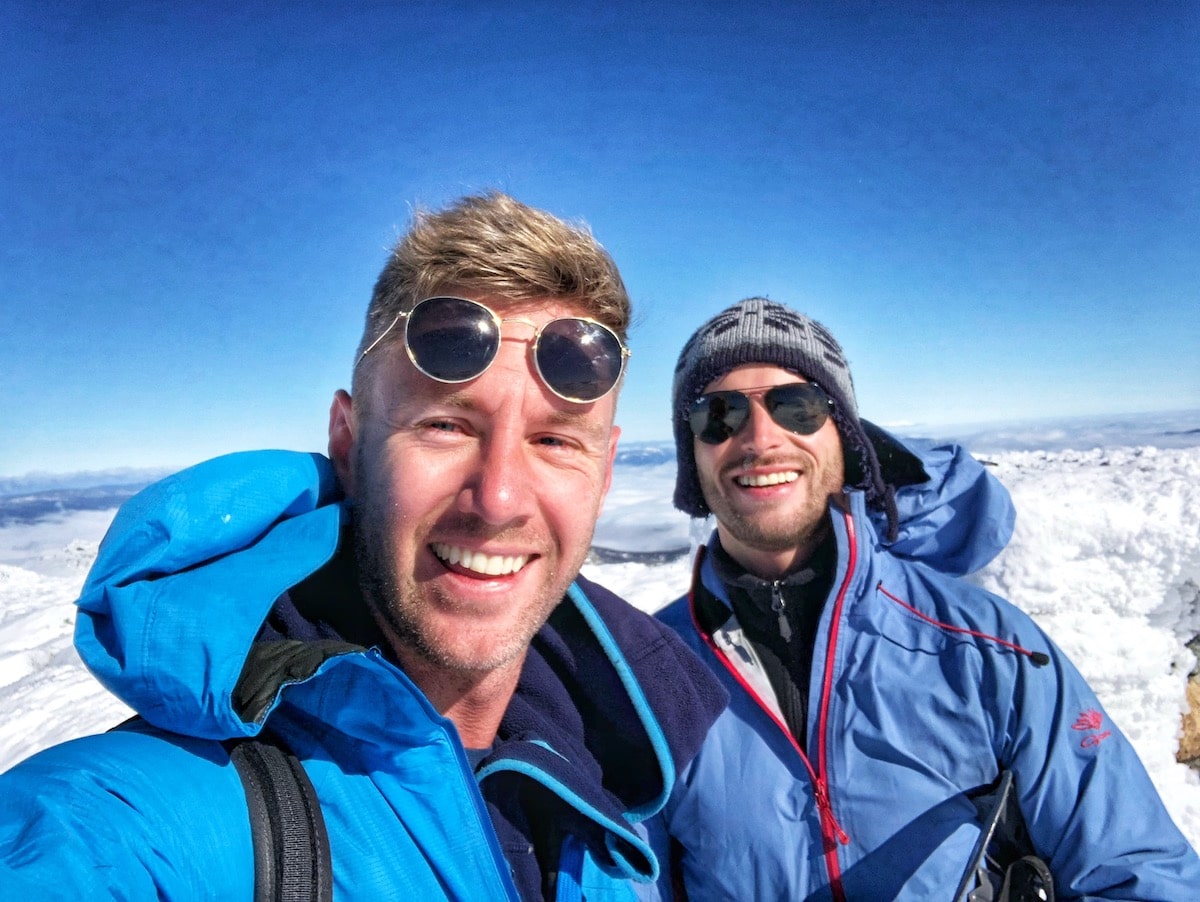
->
xmin=736 ymin=398 xmax=783 ymax=454
xmin=460 ymin=422 xmax=535 ymax=527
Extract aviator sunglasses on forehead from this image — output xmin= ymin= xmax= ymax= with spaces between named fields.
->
xmin=357 ymin=295 xmax=631 ymax=403
xmin=689 ymin=382 xmax=835 ymax=445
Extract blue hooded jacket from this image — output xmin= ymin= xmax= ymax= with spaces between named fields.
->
xmin=0 ymin=450 xmax=727 ymax=900
xmin=658 ymin=436 xmax=1200 ymax=900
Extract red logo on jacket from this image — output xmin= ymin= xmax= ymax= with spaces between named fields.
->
xmin=1072 ymin=708 xmax=1112 ymax=748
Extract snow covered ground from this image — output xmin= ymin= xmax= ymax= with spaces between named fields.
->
xmin=2 ymin=415 xmax=1199 ymax=851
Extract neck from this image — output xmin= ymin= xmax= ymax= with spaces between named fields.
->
xmin=394 ymin=647 xmax=524 ymax=749
xmin=719 ymin=516 xmax=833 ymax=581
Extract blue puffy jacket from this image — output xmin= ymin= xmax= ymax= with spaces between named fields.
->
xmin=0 ymin=450 xmax=726 ymax=900
xmin=658 ymin=438 xmax=1200 ymax=900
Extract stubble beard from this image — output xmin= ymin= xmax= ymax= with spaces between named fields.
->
xmin=700 ymin=457 xmax=844 ymax=557
xmin=351 ymin=472 xmax=580 ymax=676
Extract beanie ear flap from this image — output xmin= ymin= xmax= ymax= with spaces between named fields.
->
xmin=846 ymin=419 xmax=928 ymax=542
xmin=672 ymin=428 xmax=711 ymax=518
xmin=843 ymin=446 xmax=865 ymax=488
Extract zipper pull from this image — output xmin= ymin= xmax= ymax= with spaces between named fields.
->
xmin=771 ymin=581 xmax=792 ymax=641
xmin=813 ymin=781 xmax=851 ymax=845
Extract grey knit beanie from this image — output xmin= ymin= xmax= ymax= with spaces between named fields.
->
xmin=672 ymin=297 xmax=889 ymax=524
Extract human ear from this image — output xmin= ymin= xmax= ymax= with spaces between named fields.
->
xmin=600 ymin=425 xmax=620 ymax=500
xmin=327 ymin=390 xmax=356 ymax=496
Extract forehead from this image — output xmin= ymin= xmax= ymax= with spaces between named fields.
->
xmin=440 ymin=290 xmax=591 ymax=322
xmin=704 ymin=364 xmax=807 ymax=394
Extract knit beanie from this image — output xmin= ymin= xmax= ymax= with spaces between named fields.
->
xmin=671 ymin=297 xmax=891 ymax=530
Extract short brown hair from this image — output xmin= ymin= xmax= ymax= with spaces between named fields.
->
xmin=353 ymin=192 xmax=630 ymax=392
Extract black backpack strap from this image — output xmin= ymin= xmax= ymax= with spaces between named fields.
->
xmin=109 ymin=716 xmax=333 ymax=899
xmin=227 ymin=731 xmax=333 ymax=902
xmin=954 ymin=770 xmax=1055 ymax=902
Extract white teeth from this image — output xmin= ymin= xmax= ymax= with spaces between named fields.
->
xmin=432 ymin=543 xmax=529 ymax=576
xmin=736 ymin=471 xmax=799 ymax=487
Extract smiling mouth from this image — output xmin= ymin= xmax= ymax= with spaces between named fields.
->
xmin=735 ymin=470 xmax=799 ymax=488
xmin=431 ymin=543 xmax=530 ymax=576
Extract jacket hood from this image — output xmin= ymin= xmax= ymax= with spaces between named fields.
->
xmin=862 ymin=428 xmax=1015 ymax=577
xmin=75 ymin=451 xmax=345 ymax=739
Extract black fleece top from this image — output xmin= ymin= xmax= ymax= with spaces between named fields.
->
xmin=709 ymin=521 xmax=837 ymax=752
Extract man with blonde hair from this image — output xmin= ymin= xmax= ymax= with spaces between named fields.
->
xmin=0 ymin=193 xmax=725 ymax=900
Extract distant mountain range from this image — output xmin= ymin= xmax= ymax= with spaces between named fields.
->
xmin=0 ymin=483 xmax=154 ymax=527
xmin=4 ymin=411 xmax=1199 ymax=527
xmin=0 ymin=467 xmax=174 ymax=498
xmin=614 ymin=441 xmax=675 ymax=466
xmin=0 ymin=446 xmax=682 ymax=527
xmin=0 ymin=467 xmax=176 ymax=526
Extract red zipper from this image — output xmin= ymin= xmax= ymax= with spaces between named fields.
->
xmin=687 ymin=507 xmax=858 ymax=901
xmin=814 ymin=509 xmax=857 ymax=899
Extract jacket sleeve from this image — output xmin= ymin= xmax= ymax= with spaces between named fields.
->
xmin=1003 ymin=623 xmax=1200 ymax=899
xmin=0 ymin=726 xmax=254 ymax=900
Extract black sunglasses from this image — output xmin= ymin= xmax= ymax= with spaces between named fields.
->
xmin=689 ymin=383 xmax=834 ymax=445
xmin=357 ymin=296 xmax=630 ymax=403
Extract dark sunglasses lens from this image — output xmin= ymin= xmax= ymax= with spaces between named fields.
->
xmin=535 ymin=319 xmax=625 ymax=402
xmin=405 ymin=297 xmax=499 ymax=382
xmin=765 ymin=384 xmax=832 ymax=435
xmin=689 ymin=392 xmax=750 ymax=444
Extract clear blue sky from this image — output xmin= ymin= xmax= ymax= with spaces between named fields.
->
xmin=3 ymin=1 xmax=1198 ymax=477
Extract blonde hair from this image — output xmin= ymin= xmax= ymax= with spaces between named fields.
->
xmin=353 ymin=192 xmax=630 ymax=392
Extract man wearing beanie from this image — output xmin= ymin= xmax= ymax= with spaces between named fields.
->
xmin=657 ymin=297 xmax=1200 ymax=900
